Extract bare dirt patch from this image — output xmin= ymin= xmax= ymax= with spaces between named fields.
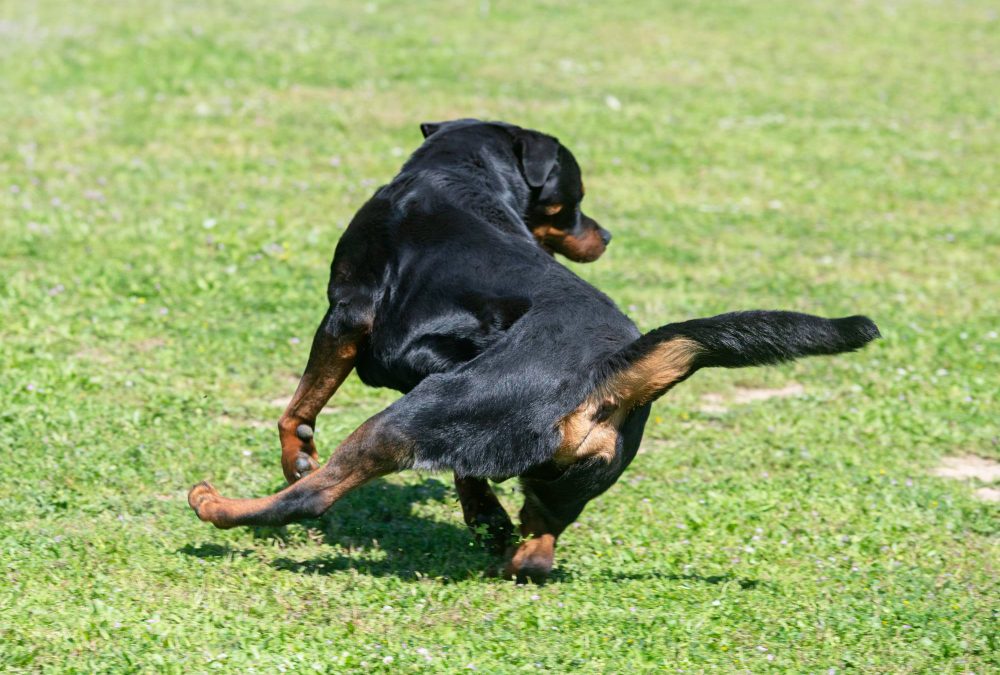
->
xmin=932 ymin=455 xmax=1000 ymax=482
xmin=973 ymin=487 xmax=1000 ymax=503
xmin=700 ymin=382 xmax=805 ymax=414
xmin=933 ymin=455 xmax=1000 ymax=503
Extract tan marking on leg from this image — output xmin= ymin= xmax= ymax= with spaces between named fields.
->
xmin=188 ymin=466 xmax=370 ymax=530
xmin=508 ymin=534 xmax=555 ymax=578
xmin=191 ymin=416 xmax=411 ymax=529
xmin=504 ymin=493 xmax=561 ymax=583
xmin=279 ymin=318 xmax=365 ymax=484
xmin=554 ymin=337 xmax=701 ymax=465
xmin=603 ymin=336 xmax=701 ymax=406
xmin=554 ymin=399 xmax=619 ymax=465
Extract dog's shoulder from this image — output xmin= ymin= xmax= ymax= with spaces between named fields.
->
xmin=321 ymin=193 xmax=401 ymax=335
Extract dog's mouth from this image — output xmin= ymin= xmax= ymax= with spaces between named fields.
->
xmin=531 ymin=225 xmax=608 ymax=262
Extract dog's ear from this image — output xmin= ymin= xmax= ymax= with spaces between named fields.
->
xmin=420 ymin=122 xmax=444 ymax=138
xmin=513 ymin=130 xmax=560 ymax=189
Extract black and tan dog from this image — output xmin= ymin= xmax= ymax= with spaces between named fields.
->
xmin=188 ymin=119 xmax=878 ymax=582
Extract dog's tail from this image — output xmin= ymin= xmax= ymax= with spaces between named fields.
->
xmin=594 ymin=311 xmax=879 ymax=409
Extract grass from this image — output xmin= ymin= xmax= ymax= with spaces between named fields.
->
xmin=1 ymin=0 xmax=997 ymax=671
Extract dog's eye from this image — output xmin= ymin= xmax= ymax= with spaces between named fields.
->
xmin=543 ymin=203 xmax=563 ymax=216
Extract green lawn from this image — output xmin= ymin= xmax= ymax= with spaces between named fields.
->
xmin=1 ymin=1 xmax=998 ymax=671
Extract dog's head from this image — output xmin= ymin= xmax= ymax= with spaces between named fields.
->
xmin=420 ymin=120 xmax=611 ymax=262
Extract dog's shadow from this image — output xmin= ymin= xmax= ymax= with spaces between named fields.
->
xmin=179 ymin=479 xmax=764 ymax=589
xmin=181 ymin=477 xmax=499 ymax=580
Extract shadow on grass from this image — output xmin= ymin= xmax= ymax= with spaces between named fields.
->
xmin=181 ymin=477 xmax=500 ymax=581
xmin=599 ymin=571 xmax=762 ymax=589
xmin=178 ymin=542 xmax=256 ymax=559
xmin=179 ymin=479 xmax=763 ymax=588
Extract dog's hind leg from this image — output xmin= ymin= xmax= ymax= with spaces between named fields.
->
xmin=191 ymin=413 xmax=411 ymax=529
xmin=504 ymin=482 xmax=586 ymax=584
xmin=506 ymin=406 xmax=651 ymax=584
xmin=279 ymin=309 xmax=365 ymax=484
xmin=454 ymin=476 xmax=514 ymax=556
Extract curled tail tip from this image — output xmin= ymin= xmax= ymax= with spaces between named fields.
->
xmin=834 ymin=315 xmax=881 ymax=348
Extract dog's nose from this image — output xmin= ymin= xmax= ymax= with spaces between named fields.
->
xmin=599 ymin=229 xmax=612 ymax=246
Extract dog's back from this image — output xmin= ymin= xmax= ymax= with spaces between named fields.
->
xmin=337 ymin=172 xmax=643 ymax=477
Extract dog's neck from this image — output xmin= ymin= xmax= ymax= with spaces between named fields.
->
xmin=386 ymin=144 xmax=535 ymax=241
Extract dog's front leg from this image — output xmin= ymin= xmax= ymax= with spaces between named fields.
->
xmin=279 ymin=310 xmax=363 ymax=484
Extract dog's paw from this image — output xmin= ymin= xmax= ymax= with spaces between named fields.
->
xmin=291 ymin=452 xmax=320 ymax=482
xmin=504 ymin=556 xmax=553 ymax=585
xmin=503 ymin=536 xmax=555 ymax=584
xmin=188 ymin=481 xmax=221 ymax=522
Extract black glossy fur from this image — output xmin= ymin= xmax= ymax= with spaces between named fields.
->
xmin=321 ymin=119 xmax=878 ymax=528
xmin=190 ymin=119 xmax=878 ymax=580
xmin=329 ymin=121 xmax=622 ymax=480
xmin=609 ymin=311 xmax=880 ymax=375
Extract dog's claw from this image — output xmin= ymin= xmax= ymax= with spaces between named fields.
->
xmin=295 ymin=424 xmax=313 ymax=441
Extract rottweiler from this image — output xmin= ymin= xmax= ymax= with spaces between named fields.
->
xmin=189 ymin=119 xmax=879 ymax=582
